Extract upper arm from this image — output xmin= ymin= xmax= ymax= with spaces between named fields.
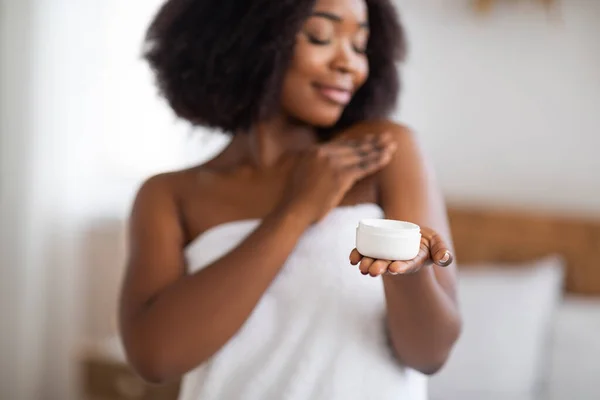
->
xmin=119 ymin=174 xmax=186 ymax=327
xmin=375 ymin=122 xmax=457 ymax=297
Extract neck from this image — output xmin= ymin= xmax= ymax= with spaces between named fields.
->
xmin=242 ymin=116 xmax=317 ymax=168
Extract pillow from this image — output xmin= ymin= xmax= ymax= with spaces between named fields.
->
xmin=428 ymin=256 xmax=565 ymax=400
xmin=545 ymin=296 xmax=600 ymax=400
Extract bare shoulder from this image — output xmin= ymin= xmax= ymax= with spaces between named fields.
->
xmin=129 ymin=172 xmax=183 ymax=244
xmin=134 ymin=164 xmax=216 ymax=202
xmin=130 ymin=165 xmax=215 ymax=229
xmin=135 ymin=171 xmax=177 ymax=197
xmin=132 ymin=173 xmax=176 ymax=217
xmin=341 ymin=120 xmax=434 ymax=188
xmin=133 ymin=169 xmax=185 ymax=211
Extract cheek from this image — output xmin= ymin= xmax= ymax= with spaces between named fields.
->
xmin=280 ymin=43 xmax=328 ymax=105
xmin=355 ymin=59 xmax=369 ymax=88
xmin=289 ymin=41 xmax=330 ymax=80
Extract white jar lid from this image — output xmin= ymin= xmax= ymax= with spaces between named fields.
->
xmin=358 ymin=219 xmax=420 ymax=237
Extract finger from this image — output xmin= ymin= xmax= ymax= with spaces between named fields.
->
xmin=331 ymin=142 xmax=382 ymax=168
xmin=332 ymin=132 xmax=385 ymax=145
xmin=372 ymin=132 xmax=395 ymax=149
xmin=349 ymin=143 xmax=397 ymax=179
xmin=388 ymin=260 xmax=420 ymax=275
xmin=359 ymin=257 xmax=375 ymax=275
xmin=327 ymin=134 xmax=376 ymax=151
xmin=332 ymin=134 xmax=393 ymax=154
xmin=325 ymin=139 xmax=374 ymax=155
xmin=388 ymin=261 xmax=403 ymax=275
xmin=421 ymin=228 xmax=454 ymax=267
xmin=331 ymin=132 xmax=395 ymax=153
xmin=391 ymin=242 xmax=430 ymax=274
xmin=368 ymin=260 xmax=391 ymax=277
xmin=324 ymin=133 xmax=396 ymax=165
xmin=349 ymin=248 xmax=363 ymax=265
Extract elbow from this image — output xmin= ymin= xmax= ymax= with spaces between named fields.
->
xmin=121 ymin=329 xmax=180 ymax=385
xmin=416 ymin=365 xmax=443 ymax=376
xmin=122 ymin=331 xmax=211 ymax=385
xmin=422 ymin=314 xmax=462 ymax=375
xmin=402 ymin=315 xmax=463 ymax=376
xmin=126 ymin=347 xmax=182 ymax=385
xmin=409 ymin=346 xmax=456 ymax=376
xmin=408 ymin=345 xmax=454 ymax=376
xmin=413 ymin=357 xmax=449 ymax=376
xmin=120 ymin=311 xmax=184 ymax=384
xmin=132 ymin=364 xmax=168 ymax=385
xmin=125 ymin=346 xmax=172 ymax=385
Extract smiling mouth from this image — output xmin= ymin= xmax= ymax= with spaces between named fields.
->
xmin=313 ymin=83 xmax=353 ymax=106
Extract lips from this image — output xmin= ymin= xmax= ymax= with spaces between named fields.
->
xmin=313 ymin=83 xmax=353 ymax=106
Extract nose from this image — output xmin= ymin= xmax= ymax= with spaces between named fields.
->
xmin=331 ymin=40 xmax=360 ymax=75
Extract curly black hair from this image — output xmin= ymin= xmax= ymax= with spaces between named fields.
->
xmin=144 ymin=0 xmax=406 ymax=138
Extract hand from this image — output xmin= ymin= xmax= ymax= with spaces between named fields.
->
xmin=279 ymin=133 xmax=397 ymax=223
xmin=349 ymin=227 xmax=454 ymax=277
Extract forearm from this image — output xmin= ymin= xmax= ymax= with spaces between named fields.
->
xmin=123 ymin=207 xmax=310 ymax=383
xmin=383 ymin=266 xmax=461 ymax=374
xmin=369 ymin=123 xmax=461 ymax=374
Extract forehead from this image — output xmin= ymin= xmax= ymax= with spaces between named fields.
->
xmin=312 ymin=0 xmax=368 ymax=22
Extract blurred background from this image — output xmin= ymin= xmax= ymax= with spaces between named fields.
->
xmin=1 ymin=0 xmax=599 ymax=399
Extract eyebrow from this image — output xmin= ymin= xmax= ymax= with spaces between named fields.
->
xmin=311 ymin=11 xmax=369 ymax=28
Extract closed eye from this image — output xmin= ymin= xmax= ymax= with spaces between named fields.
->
xmin=306 ymin=34 xmax=331 ymax=46
xmin=353 ymin=45 xmax=368 ymax=55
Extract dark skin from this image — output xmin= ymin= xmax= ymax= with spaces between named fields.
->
xmin=119 ymin=0 xmax=461 ymax=385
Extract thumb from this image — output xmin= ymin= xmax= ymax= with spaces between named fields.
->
xmin=421 ymin=228 xmax=454 ymax=267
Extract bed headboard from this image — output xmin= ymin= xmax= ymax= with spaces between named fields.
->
xmin=447 ymin=205 xmax=600 ymax=295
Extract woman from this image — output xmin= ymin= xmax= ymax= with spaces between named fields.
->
xmin=119 ymin=0 xmax=461 ymax=399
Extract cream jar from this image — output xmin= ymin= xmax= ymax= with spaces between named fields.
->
xmin=355 ymin=219 xmax=422 ymax=261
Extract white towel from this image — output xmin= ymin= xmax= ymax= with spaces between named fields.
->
xmin=180 ymin=204 xmax=427 ymax=400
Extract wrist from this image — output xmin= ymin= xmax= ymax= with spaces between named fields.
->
xmin=268 ymin=201 xmax=314 ymax=233
xmin=383 ymin=263 xmax=435 ymax=288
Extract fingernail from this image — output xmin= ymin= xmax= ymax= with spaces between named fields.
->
xmin=439 ymin=251 xmax=452 ymax=266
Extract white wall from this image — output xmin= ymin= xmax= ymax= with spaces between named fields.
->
xmin=1 ymin=0 xmax=94 ymax=398
xmin=1 ymin=0 xmax=598 ymax=399
xmin=0 ymin=1 xmax=224 ymax=398
xmin=1 ymin=2 xmax=42 ymax=398
xmin=396 ymin=0 xmax=600 ymax=216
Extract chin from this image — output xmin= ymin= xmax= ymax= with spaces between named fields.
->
xmin=296 ymin=109 xmax=344 ymax=128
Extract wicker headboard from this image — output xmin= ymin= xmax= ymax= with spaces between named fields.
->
xmin=447 ymin=205 xmax=600 ymax=295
